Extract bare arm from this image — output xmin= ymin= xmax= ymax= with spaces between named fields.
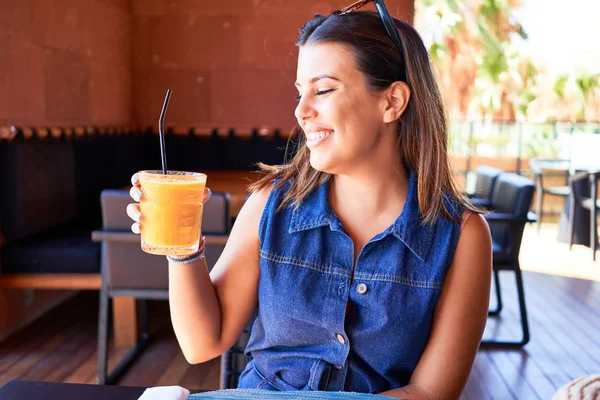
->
xmin=380 ymin=213 xmax=492 ymax=400
xmin=128 ymin=183 xmax=270 ymax=364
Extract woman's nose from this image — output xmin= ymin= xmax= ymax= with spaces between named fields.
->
xmin=294 ymin=95 xmax=317 ymax=122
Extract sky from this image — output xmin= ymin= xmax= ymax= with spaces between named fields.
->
xmin=513 ymin=0 xmax=600 ymax=75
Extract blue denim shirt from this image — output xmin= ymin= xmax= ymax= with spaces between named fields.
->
xmin=238 ymin=171 xmax=462 ymax=393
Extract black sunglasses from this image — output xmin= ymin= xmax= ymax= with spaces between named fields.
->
xmin=340 ymin=0 xmax=405 ymax=58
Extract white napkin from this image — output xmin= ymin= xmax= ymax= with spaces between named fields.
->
xmin=138 ymin=385 xmax=190 ymax=400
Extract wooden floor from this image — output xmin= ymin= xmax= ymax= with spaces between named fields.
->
xmin=0 ymin=270 xmax=599 ymax=399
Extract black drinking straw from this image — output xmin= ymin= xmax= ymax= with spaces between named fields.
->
xmin=159 ymin=89 xmax=172 ymax=174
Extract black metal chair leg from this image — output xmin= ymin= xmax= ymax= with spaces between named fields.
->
xmin=140 ymin=299 xmax=149 ymax=336
xmin=481 ymin=268 xmax=529 ymax=347
xmin=536 ymin=189 xmax=543 ymax=233
xmin=514 ymin=267 xmax=530 ymax=345
xmin=488 ymin=269 xmax=503 ymax=315
xmin=568 ymin=194 xmax=576 ymax=250
xmin=591 ymin=207 xmax=597 ymax=262
xmin=97 ymin=281 xmax=110 ymax=385
xmin=98 ymin=297 xmax=152 ymax=385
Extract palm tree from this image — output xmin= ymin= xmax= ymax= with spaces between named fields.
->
xmin=416 ymin=0 xmax=529 ymax=121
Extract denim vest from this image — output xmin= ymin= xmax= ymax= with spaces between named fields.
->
xmin=238 ymin=172 xmax=462 ymax=393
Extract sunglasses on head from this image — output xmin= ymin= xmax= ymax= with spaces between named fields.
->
xmin=340 ymin=0 xmax=405 ymax=59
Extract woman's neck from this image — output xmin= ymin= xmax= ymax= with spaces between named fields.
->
xmin=330 ymin=161 xmax=409 ymax=217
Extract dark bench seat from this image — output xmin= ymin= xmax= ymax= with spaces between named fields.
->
xmin=0 ymin=223 xmax=100 ymax=274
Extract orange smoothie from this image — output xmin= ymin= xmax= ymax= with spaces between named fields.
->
xmin=138 ymin=171 xmax=207 ymax=256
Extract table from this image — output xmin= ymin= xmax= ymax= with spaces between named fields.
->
xmin=203 ymin=170 xmax=259 ymax=218
xmin=0 ymin=380 xmax=145 ymax=400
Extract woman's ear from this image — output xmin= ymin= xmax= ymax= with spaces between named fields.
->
xmin=382 ymin=81 xmax=410 ymax=123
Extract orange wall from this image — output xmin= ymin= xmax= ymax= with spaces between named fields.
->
xmin=0 ymin=0 xmax=132 ymax=340
xmin=131 ymin=0 xmax=415 ymax=130
xmin=0 ymin=0 xmax=132 ymax=127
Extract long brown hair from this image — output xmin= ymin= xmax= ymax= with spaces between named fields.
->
xmin=250 ymin=11 xmax=478 ymax=224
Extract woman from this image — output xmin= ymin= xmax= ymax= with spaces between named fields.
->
xmin=127 ymin=3 xmax=492 ymax=399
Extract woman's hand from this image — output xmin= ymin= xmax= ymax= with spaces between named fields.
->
xmin=125 ymin=173 xmax=212 ymax=235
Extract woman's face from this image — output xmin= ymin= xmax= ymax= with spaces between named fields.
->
xmin=294 ymin=42 xmax=399 ymax=175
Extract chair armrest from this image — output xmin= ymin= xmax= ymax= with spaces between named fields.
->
xmin=91 ymin=230 xmax=229 ymax=245
xmin=483 ymin=213 xmax=515 ymax=222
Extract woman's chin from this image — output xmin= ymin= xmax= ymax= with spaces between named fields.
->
xmin=309 ymin=153 xmax=337 ymax=174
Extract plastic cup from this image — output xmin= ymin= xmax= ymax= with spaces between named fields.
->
xmin=138 ymin=170 xmax=207 ymax=256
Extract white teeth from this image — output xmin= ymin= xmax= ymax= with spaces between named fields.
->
xmin=306 ymin=130 xmax=333 ymax=141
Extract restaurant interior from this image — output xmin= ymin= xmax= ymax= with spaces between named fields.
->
xmin=0 ymin=1 xmax=599 ymax=399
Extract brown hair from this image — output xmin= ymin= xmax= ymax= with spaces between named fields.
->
xmin=250 ymin=11 xmax=478 ymax=224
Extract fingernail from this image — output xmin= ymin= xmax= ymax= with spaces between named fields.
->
xmin=134 ymin=211 xmax=141 ymax=221
xmin=133 ymin=190 xmax=141 ymax=202
xmin=131 ymin=175 xmax=138 ymax=185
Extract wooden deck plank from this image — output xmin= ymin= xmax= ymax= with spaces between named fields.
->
xmin=180 ymin=357 xmax=221 ymax=391
xmin=18 ymin=322 xmax=95 ymax=382
xmin=0 ymin=317 xmax=89 ymax=385
xmin=493 ymin=274 xmax=577 ymax=388
xmin=156 ymin=350 xmax=190 ymax=387
xmin=525 ymin=274 xmax=600 ymax=372
xmin=0 ymin=296 xmax=81 ymax=374
xmin=485 ymin=350 xmax=543 ymax=400
xmin=116 ymin=336 xmax=179 ymax=387
xmin=472 ymin=352 xmax=511 ymax=399
xmin=42 ymin=334 xmax=97 ymax=382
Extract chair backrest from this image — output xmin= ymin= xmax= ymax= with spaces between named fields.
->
xmin=473 ymin=166 xmax=503 ymax=200
xmin=488 ymin=173 xmax=535 ymax=263
xmin=100 ymin=189 xmax=231 ymax=289
xmin=569 ymin=171 xmax=592 ymax=202
xmin=203 ymin=192 xmax=231 ymax=234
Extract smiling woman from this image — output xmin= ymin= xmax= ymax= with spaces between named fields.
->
xmin=126 ymin=2 xmax=492 ymax=399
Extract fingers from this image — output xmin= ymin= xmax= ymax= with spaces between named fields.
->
xmin=131 ymin=173 xmax=140 ymax=187
xmin=126 ymin=203 xmax=141 ymax=222
xmin=203 ymin=187 xmax=212 ymax=204
xmin=131 ymin=222 xmax=141 ymax=234
xmin=130 ymin=185 xmax=142 ymax=202
xmin=127 ymin=203 xmax=142 ymax=234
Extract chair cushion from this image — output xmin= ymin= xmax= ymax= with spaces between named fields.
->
xmin=469 ymin=197 xmax=491 ymax=208
xmin=0 ymin=224 xmax=100 ymax=274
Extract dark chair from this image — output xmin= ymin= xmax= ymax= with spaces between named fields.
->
xmin=568 ymin=171 xmax=599 ymax=261
xmin=219 ymin=314 xmax=255 ymax=389
xmin=482 ymin=173 xmax=536 ymax=347
xmin=468 ymin=166 xmax=503 ymax=209
xmin=529 ymin=158 xmax=570 ymax=232
xmin=94 ymin=189 xmax=230 ymax=385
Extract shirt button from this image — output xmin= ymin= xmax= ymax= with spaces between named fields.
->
xmin=335 ymin=364 xmax=343 ymax=370
xmin=336 ymin=333 xmax=346 ymax=344
xmin=356 ymin=283 xmax=368 ymax=294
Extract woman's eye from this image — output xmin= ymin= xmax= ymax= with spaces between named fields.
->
xmin=295 ymin=88 xmax=336 ymax=101
xmin=316 ymin=89 xmax=335 ymax=96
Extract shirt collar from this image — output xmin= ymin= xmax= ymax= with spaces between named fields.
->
xmin=288 ymin=171 xmax=436 ymax=261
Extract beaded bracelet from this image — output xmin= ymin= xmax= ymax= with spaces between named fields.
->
xmin=166 ymin=237 xmax=206 ymax=265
